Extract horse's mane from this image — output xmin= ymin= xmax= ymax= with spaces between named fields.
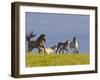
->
xmin=36 ymin=34 xmax=46 ymax=42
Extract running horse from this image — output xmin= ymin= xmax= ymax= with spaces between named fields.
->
xmin=56 ymin=40 xmax=70 ymax=54
xmin=56 ymin=36 xmax=79 ymax=54
xmin=27 ymin=34 xmax=46 ymax=53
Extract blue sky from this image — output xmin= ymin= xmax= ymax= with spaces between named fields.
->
xmin=25 ymin=12 xmax=90 ymax=53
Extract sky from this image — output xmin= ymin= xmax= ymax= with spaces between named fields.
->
xmin=25 ymin=12 xmax=90 ymax=53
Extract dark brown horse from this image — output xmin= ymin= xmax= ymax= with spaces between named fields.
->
xmin=27 ymin=34 xmax=46 ymax=53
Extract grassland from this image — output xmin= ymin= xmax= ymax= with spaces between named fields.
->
xmin=26 ymin=52 xmax=89 ymax=67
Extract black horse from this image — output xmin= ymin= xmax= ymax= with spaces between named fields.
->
xmin=27 ymin=34 xmax=46 ymax=53
xmin=56 ymin=40 xmax=70 ymax=54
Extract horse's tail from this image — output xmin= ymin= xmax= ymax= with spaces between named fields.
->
xmin=26 ymin=31 xmax=36 ymax=42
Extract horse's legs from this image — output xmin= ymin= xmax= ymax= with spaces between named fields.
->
xmin=41 ymin=46 xmax=46 ymax=53
xmin=73 ymin=48 xmax=77 ymax=54
xmin=59 ymin=48 xmax=62 ymax=53
xmin=76 ymin=49 xmax=79 ymax=54
xmin=30 ymin=48 xmax=33 ymax=52
xmin=77 ymin=50 xmax=79 ymax=54
xmin=71 ymin=48 xmax=75 ymax=54
xmin=62 ymin=49 xmax=65 ymax=54
xmin=74 ymin=48 xmax=79 ymax=54
xmin=28 ymin=50 xmax=29 ymax=52
xmin=28 ymin=47 xmax=33 ymax=52
xmin=28 ymin=48 xmax=30 ymax=52
xmin=70 ymin=48 xmax=72 ymax=53
xmin=28 ymin=47 xmax=31 ymax=52
xmin=65 ymin=49 xmax=68 ymax=54
xmin=38 ymin=48 xmax=41 ymax=53
xmin=56 ymin=47 xmax=59 ymax=53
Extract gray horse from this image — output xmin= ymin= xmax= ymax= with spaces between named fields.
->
xmin=56 ymin=40 xmax=70 ymax=54
xmin=70 ymin=36 xmax=79 ymax=53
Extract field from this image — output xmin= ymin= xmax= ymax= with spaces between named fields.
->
xmin=26 ymin=52 xmax=89 ymax=67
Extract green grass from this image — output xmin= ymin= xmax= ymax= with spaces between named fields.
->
xmin=26 ymin=52 xmax=89 ymax=67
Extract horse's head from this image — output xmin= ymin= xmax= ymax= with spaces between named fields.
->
xmin=73 ymin=36 xmax=77 ymax=42
xmin=36 ymin=34 xmax=46 ymax=43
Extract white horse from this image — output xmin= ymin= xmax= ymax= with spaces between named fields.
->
xmin=45 ymin=48 xmax=54 ymax=54
xmin=40 ymin=45 xmax=57 ymax=54
xmin=70 ymin=36 xmax=79 ymax=53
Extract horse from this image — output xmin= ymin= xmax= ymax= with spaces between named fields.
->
xmin=70 ymin=36 xmax=79 ymax=54
xmin=56 ymin=40 xmax=70 ymax=54
xmin=40 ymin=48 xmax=53 ymax=54
xmin=40 ymin=45 xmax=57 ymax=54
xmin=27 ymin=34 xmax=46 ymax=53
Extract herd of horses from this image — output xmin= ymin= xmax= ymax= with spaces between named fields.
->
xmin=26 ymin=31 xmax=79 ymax=54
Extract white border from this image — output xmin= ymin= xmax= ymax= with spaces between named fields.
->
xmin=19 ymin=5 xmax=95 ymax=74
